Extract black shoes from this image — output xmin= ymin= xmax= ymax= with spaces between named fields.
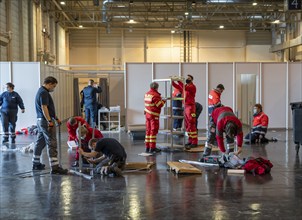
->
xmin=145 ymin=148 xmax=150 ymax=153
xmin=72 ymin=161 xmax=79 ymax=167
xmin=11 ymin=138 xmax=16 ymax=144
xmin=185 ymin=143 xmax=198 ymax=150
xmin=32 ymin=163 xmax=46 ymax=170
xmin=150 ymin=148 xmax=161 ymax=153
xmin=2 ymin=138 xmax=9 ymax=144
xmin=51 ymin=166 xmax=68 ymax=175
xmin=203 ymin=146 xmax=212 ymax=157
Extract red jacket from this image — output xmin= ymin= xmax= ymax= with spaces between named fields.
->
xmin=212 ymin=107 xmax=243 ymax=149
xmin=252 ymin=111 xmax=269 ymax=135
xmin=67 ymin=116 xmax=90 ymax=141
xmin=208 ymin=89 xmax=222 ymax=107
xmin=80 ymin=127 xmax=103 ymax=148
xmin=172 ymin=81 xmax=196 ymax=106
xmin=144 ymin=88 xmax=165 ymax=117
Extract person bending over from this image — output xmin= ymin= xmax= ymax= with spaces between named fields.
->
xmin=79 ymin=138 xmax=127 ymax=176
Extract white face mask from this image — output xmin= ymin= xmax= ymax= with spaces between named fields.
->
xmin=253 ymin=109 xmax=258 ymax=114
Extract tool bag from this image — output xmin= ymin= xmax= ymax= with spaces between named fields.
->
xmin=243 ymin=157 xmax=273 ymax=175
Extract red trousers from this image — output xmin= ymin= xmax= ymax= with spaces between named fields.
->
xmin=145 ymin=114 xmax=159 ymax=149
xmin=185 ymin=104 xmax=198 ymax=145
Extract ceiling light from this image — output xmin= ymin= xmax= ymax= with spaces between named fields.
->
xmin=272 ymin=20 xmax=280 ymax=24
xmin=184 ymin=12 xmax=189 ymax=16
xmin=219 ymin=25 xmax=224 ymax=29
xmin=79 ymin=25 xmax=83 ymax=28
xmin=129 ymin=0 xmax=133 ymax=4
xmin=171 ymin=30 xmax=175 ymax=34
xmin=192 ymin=1 xmax=196 ymax=6
xmin=60 ymin=1 xmax=66 ymax=5
xmin=252 ymin=2 xmax=257 ymax=6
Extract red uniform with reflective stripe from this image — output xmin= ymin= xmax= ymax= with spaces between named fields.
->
xmin=144 ymin=88 xmax=166 ymax=150
xmin=253 ymin=112 xmax=268 ymax=128
xmin=208 ymin=89 xmax=222 ymax=107
xmin=66 ymin=116 xmax=90 ymax=141
xmin=172 ymin=81 xmax=198 ymax=144
xmin=212 ymin=106 xmax=243 ymax=152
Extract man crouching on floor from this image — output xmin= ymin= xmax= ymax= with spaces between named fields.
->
xmin=79 ymin=138 xmax=127 ymax=176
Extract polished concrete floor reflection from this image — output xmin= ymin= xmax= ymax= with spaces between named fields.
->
xmin=0 ymin=127 xmax=302 ymax=219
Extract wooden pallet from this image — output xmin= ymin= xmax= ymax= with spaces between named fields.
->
xmin=125 ymin=162 xmax=155 ymax=170
xmin=185 ymin=146 xmax=220 ymax=153
xmin=167 ymin=161 xmax=202 ymax=174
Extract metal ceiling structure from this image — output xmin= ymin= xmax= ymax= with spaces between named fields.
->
xmin=44 ymin=0 xmax=296 ymax=32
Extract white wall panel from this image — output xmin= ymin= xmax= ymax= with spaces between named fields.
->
xmin=208 ymin=63 xmax=234 ymax=109
xmin=288 ymin=63 xmax=302 ymax=128
xmin=11 ymin=62 xmax=40 ymax=131
xmin=182 ymin=63 xmax=207 ymax=129
xmin=262 ymin=63 xmax=287 ymax=128
xmin=125 ymin=63 xmax=153 ymax=127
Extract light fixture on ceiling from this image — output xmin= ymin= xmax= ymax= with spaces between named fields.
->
xmin=252 ymin=2 xmax=257 ymax=6
xmin=60 ymin=1 xmax=65 ymax=5
xmin=184 ymin=12 xmax=189 ymax=16
xmin=171 ymin=30 xmax=175 ymax=34
xmin=79 ymin=25 xmax=83 ymax=28
xmin=219 ymin=25 xmax=224 ymax=29
xmin=192 ymin=1 xmax=196 ymax=6
xmin=272 ymin=20 xmax=280 ymax=24
xmin=129 ymin=0 xmax=133 ymax=4
xmin=127 ymin=19 xmax=137 ymax=24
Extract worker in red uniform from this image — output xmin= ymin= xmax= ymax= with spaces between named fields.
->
xmin=144 ymin=82 xmax=166 ymax=153
xmin=208 ymin=84 xmax=225 ymax=116
xmin=203 ymin=106 xmax=243 ymax=157
xmin=244 ymin=104 xmax=269 ymax=144
xmin=66 ymin=116 xmax=90 ymax=141
xmin=172 ymin=74 xmax=197 ymax=149
xmin=73 ymin=125 xmax=103 ymax=167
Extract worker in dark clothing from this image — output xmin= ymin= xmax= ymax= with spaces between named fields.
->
xmin=172 ymin=88 xmax=183 ymax=131
xmin=195 ymin=102 xmax=203 ymax=130
xmin=0 ymin=82 xmax=25 ymax=144
xmin=82 ymin=79 xmax=102 ymax=126
xmin=79 ymin=138 xmax=127 ymax=176
xmin=32 ymin=76 xmax=68 ymax=175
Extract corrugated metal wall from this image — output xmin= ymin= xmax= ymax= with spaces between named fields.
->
xmin=246 ymin=31 xmax=272 ymax=45
xmin=0 ymin=0 xmax=8 ymax=60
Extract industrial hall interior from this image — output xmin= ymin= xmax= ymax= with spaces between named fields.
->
xmin=1 ymin=0 xmax=302 ymax=219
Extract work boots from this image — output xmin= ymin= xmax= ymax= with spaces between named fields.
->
xmin=2 ymin=137 xmax=9 ymax=144
xmin=32 ymin=163 xmax=46 ymax=170
xmin=51 ymin=166 xmax=68 ymax=175
xmin=11 ymin=136 xmax=16 ymax=144
xmin=203 ymin=142 xmax=212 ymax=157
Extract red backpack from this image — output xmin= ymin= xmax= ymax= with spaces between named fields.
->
xmin=243 ymin=157 xmax=273 ymax=175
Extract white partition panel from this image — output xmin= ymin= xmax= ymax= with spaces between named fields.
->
xmin=11 ymin=62 xmax=40 ymax=131
xmin=262 ymin=63 xmax=287 ymax=128
xmin=125 ymin=63 xmax=153 ymax=128
xmin=208 ymin=63 xmax=234 ymax=109
xmin=182 ymin=63 xmax=207 ymax=129
xmin=288 ymin=63 xmax=302 ymax=128
xmin=235 ymin=63 xmax=260 ymax=123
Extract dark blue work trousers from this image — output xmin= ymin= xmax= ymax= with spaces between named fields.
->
xmin=85 ymin=105 xmax=97 ymax=126
xmin=1 ymin=110 xmax=18 ymax=138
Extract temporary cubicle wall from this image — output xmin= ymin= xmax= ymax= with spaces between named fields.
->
xmin=0 ymin=62 xmax=74 ymax=132
xmin=125 ymin=62 xmax=302 ymax=130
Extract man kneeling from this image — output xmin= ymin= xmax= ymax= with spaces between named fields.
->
xmin=79 ymin=138 xmax=127 ymax=176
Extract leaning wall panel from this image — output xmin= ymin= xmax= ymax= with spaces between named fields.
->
xmin=125 ymin=63 xmax=153 ymax=128
xmin=262 ymin=63 xmax=287 ymax=128
xmin=11 ymin=62 xmax=40 ymax=130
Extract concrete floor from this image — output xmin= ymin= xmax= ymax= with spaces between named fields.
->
xmin=0 ymin=127 xmax=302 ymax=219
